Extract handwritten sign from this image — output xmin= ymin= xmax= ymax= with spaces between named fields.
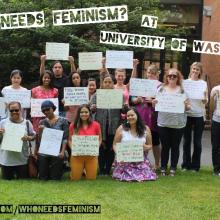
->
xmin=31 ymin=98 xmax=59 ymax=117
xmin=1 ymin=122 xmax=25 ymax=152
xmin=0 ymin=98 xmax=7 ymax=118
xmin=155 ymin=93 xmax=186 ymax=113
xmin=46 ymin=42 xmax=69 ymax=60
xmin=79 ymin=52 xmax=102 ymax=70
xmin=106 ymin=50 xmax=133 ymax=69
xmin=183 ymin=80 xmax=207 ymax=99
xmin=3 ymin=90 xmax=31 ymax=108
xmin=72 ymin=135 xmax=99 ymax=156
xmin=130 ymin=79 xmax=159 ymax=97
xmin=96 ymin=89 xmax=123 ymax=109
xmin=116 ymin=141 xmax=144 ymax=162
xmin=39 ymin=128 xmax=64 ymax=156
xmin=64 ymin=87 xmax=89 ymax=106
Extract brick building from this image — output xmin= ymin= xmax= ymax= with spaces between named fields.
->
xmin=202 ymin=0 xmax=220 ymax=88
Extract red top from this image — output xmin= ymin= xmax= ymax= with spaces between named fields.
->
xmin=69 ymin=121 xmax=101 ymax=136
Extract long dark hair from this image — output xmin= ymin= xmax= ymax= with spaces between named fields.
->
xmin=74 ymin=104 xmax=93 ymax=133
xmin=39 ymin=70 xmax=54 ymax=88
xmin=68 ymin=71 xmax=82 ymax=87
xmin=122 ymin=107 xmax=146 ymax=137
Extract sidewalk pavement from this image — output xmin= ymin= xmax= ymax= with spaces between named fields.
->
xmin=148 ymin=130 xmax=212 ymax=167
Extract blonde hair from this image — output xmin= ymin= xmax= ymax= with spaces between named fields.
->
xmin=147 ymin=64 xmax=159 ymax=76
xmin=163 ymin=68 xmax=183 ymax=86
xmin=189 ymin=62 xmax=203 ymax=79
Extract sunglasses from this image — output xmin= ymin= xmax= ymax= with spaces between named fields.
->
xmin=42 ymin=107 xmax=51 ymax=113
xmin=167 ymin=74 xmax=177 ymax=79
xmin=9 ymin=109 xmax=20 ymax=113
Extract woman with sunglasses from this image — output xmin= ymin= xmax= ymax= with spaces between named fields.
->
xmin=0 ymin=101 xmax=35 ymax=180
xmin=153 ymin=68 xmax=190 ymax=176
xmin=68 ymin=105 xmax=102 ymax=180
xmin=36 ymin=100 xmax=69 ymax=180
xmin=182 ymin=62 xmax=208 ymax=172
xmin=31 ymin=70 xmax=58 ymax=133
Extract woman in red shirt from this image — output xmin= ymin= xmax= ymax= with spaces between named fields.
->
xmin=69 ymin=104 xmax=102 ymax=180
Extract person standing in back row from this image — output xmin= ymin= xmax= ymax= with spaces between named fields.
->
xmin=182 ymin=62 xmax=208 ymax=172
xmin=40 ymin=55 xmax=77 ymax=117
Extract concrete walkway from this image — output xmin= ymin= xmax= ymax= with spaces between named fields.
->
xmin=148 ymin=130 xmax=212 ymax=167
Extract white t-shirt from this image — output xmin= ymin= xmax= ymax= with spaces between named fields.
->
xmin=211 ymin=85 xmax=220 ymax=123
xmin=184 ymin=79 xmax=207 ymax=117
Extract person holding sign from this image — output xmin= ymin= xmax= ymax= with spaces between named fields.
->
xmin=210 ymin=85 xmax=220 ymax=176
xmin=1 ymin=69 xmax=28 ymax=118
xmin=64 ymin=71 xmax=83 ymax=123
xmin=88 ymin=78 xmax=97 ymax=101
xmin=90 ymin=74 xmax=122 ymax=175
xmin=40 ymin=55 xmax=76 ymax=117
xmin=0 ymin=101 xmax=35 ymax=180
xmin=31 ymin=70 xmax=58 ymax=133
xmin=112 ymin=108 xmax=157 ymax=182
xmin=131 ymin=64 xmax=161 ymax=170
xmin=36 ymin=100 xmax=69 ymax=180
xmin=182 ymin=62 xmax=208 ymax=172
xmin=102 ymin=58 xmax=139 ymax=106
xmin=153 ymin=68 xmax=190 ymax=176
xmin=69 ymin=105 xmax=102 ymax=180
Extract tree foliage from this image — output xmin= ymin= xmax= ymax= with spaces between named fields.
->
xmin=0 ymin=0 xmax=192 ymax=87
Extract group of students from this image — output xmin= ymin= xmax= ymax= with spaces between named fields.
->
xmin=0 ymin=55 xmax=219 ymax=182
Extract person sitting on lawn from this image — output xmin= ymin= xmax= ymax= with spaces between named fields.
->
xmin=112 ymin=107 xmax=157 ymax=182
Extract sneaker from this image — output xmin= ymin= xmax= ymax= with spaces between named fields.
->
xmin=181 ymin=168 xmax=188 ymax=172
xmin=191 ymin=169 xmax=199 ymax=173
xmin=213 ymin=172 xmax=220 ymax=176
xmin=169 ymin=169 xmax=176 ymax=177
xmin=160 ymin=169 xmax=166 ymax=176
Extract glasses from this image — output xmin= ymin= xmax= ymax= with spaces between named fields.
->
xmin=9 ymin=109 xmax=20 ymax=113
xmin=42 ymin=108 xmax=51 ymax=113
xmin=167 ymin=74 xmax=177 ymax=79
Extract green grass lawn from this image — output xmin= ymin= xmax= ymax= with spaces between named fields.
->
xmin=0 ymin=168 xmax=220 ymax=220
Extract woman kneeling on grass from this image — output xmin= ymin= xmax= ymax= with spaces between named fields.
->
xmin=36 ymin=100 xmax=69 ymax=180
xmin=112 ymin=108 xmax=157 ymax=182
xmin=69 ymin=105 xmax=102 ymax=180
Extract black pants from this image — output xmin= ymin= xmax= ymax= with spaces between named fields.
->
xmin=38 ymin=155 xmax=63 ymax=180
xmin=182 ymin=116 xmax=204 ymax=171
xmin=98 ymin=134 xmax=115 ymax=175
xmin=159 ymin=126 xmax=184 ymax=170
xmin=211 ymin=120 xmax=220 ymax=173
xmin=1 ymin=164 xmax=28 ymax=180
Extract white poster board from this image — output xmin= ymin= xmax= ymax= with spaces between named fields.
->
xmin=116 ymin=141 xmax=144 ymax=162
xmin=96 ymin=89 xmax=123 ymax=109
xmin=72 ymin=135 xmax=99 ymax=156
xmin=155 ymin=93 xmax=185 ymax=113
xmin=31 ymin=98 xmax=59 ymax=117
xmin=79 ymin=52 xmax=102 ymax=70
xmin=1 ymin=122 xmax=25 ymax=152
xmin=39 ymin=128 xmax=64 ymax=156
xmin=183 ymin=80 xmax=207 ymax=100
xmin=0 ymin=98 xmax=7 ymax=118
xmin=130 ymin=78 xmax=159 ymax=97
xmin=106 ymin=50 xmax=133 ymax=69
xmin=3 ymin=90 xmax=31 ymax=108
xmin=64 ymin=87 xmax=89 ymax=106
xmin=46 ymin=42 xmax=69 ymax=60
